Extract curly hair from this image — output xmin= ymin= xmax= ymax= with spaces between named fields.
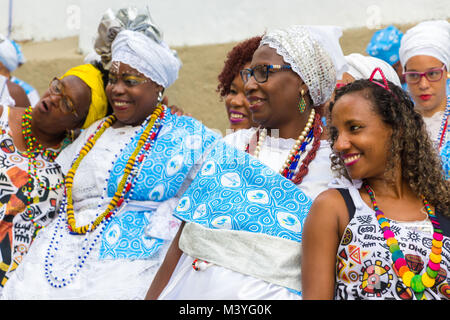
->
xmin=328 ymin=79 xmax=450 ymax=215
xmin=217 ymin=36 xmax=262 ymax=98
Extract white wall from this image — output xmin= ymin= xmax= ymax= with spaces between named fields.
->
xmin=1 ymin=0 xmax=449 ymax=53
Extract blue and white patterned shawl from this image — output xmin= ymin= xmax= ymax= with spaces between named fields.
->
xmin=99 ymin=112 xmax=220 ymax=259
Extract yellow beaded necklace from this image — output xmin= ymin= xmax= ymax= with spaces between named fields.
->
xmin=65 ymin=104 xmax=164 ymax=234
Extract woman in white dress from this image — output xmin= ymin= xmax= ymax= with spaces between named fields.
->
xmin=301 ymin=71 xmax=450 ymax=300
xmin=146 ymin=25 xmax=348 ymax=300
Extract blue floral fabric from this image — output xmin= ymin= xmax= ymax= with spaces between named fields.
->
xmin=366 ymin=25 xmax=403 ymax=65
xmin=174 ymin=139 xmax=313 ymax=243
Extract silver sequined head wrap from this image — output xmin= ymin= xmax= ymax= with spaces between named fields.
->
xmin=260 ymin=25 xmax=347 ymax=106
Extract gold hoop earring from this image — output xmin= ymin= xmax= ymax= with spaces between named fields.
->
xmin=298 ymin=89 xmax=306 ymax=113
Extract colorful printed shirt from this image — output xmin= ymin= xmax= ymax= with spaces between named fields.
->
xmin=334 ymin=180 xmax=450 ymax=300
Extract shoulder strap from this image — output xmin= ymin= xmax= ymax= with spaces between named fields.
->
xmin=337 ymin=188 xmax=356 ymax=221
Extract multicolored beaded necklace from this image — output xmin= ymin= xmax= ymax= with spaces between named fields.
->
xmin=21 ymin=106 xmax=63 ymax=233
xmin=364 ymin=183 xmax=443 ymax=299
xmin=245 ymin=108 xmax=315 ymax=181
xmin=45 ymin=104 xmax=166 ymax=288
xmin=436 ymin=95 xmax=449 ymax=150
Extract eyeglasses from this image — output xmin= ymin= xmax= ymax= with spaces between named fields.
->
xmin=108 ymin=73 xmax=150 ymax=87
xmin=403 ymin=65 xmax=446 ymax=84
xmin=240 ymin=64 xmax=292 ymax=84
xmin=48 ymin=78 xmax=78 ymax=117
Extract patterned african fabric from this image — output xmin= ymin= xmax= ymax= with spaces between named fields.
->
xmin=0 ymin=106 xmax=63 ymax=292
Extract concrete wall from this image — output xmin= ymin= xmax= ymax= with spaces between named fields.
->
xmin=1 ymin=0 xmax=449 ymax=53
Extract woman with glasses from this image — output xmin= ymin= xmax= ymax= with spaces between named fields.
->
xmin=217 ymin=36 xmax=261 ymax=132
xmin=0 ymin=63 xmax=109 ymax=294
xmin=146 ymin=25 xmax=347 ymax=300
xmin=301 ymin=70 xmax=450 ymax=300
xmin=399 ymin=20 xmax=450 ymax=179
xmin=0 ymin=8 xmax=222 ymax=300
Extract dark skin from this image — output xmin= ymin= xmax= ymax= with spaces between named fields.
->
xmin=301 ymin=92 xmax=432 ymax=299
xmin=6 ymin=75 xmax=91 ymax=152
xmin=145 ymin=46 xmax=331 ymax=300
xmin=392 ymin=61 xmax=404 ymax=84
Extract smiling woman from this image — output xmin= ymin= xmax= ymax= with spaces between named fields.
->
xmin=301 ymin=72 xmax=450 ymax=300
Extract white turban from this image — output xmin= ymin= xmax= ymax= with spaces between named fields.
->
xmin=399 ymin=20 xmax=450 ymax=71
xmin=0 ymin=35 xmax=19 ymax=72
xmin=260 ymin=25 xmax=348 ymax=106
xmin=111 ymin=30 xmax=181 ymax=88
xmin=345 ymin=53 xmax=402 ymax=87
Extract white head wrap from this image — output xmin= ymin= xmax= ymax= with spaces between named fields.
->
xmin=0 ymin=35 xmax=19 ymax=72
xmin=112 ymin=30 xmax=181 ymax=88
xmin=399 ymin=20 xmax=450 ymax=71
xmin=95 ymin=7 xmax=181 ymax=89
xmin=260 ymin=25 xmax=347 ymax=106
xmin=345 ymin=53 xmax=402 ymax=87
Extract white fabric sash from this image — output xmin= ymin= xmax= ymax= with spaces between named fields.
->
xmin=179 ymin=222 xmax=302 ymax=292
